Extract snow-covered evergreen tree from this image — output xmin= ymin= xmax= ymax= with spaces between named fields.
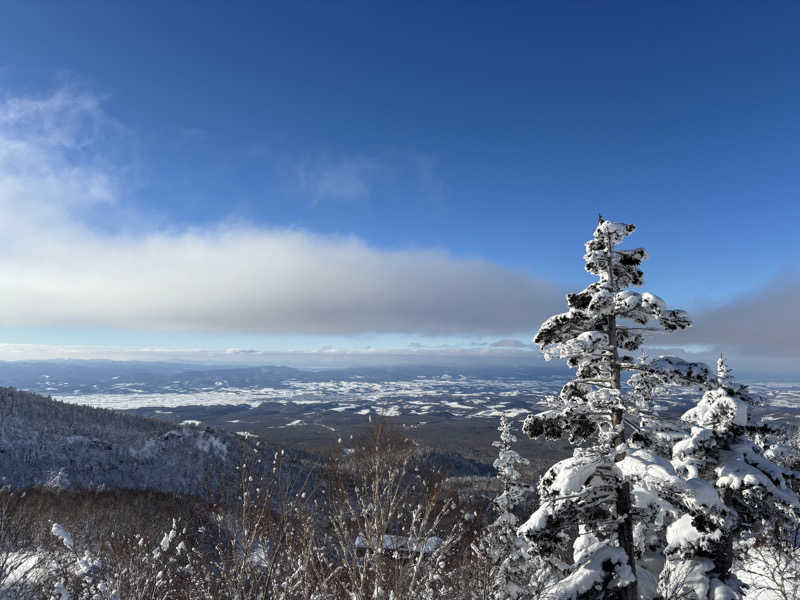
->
xmin=716 ymin=354 xmax=733 ymax=388
xmin=519 ymin=217 xmax=702 ymax=600
xmin=473 ymin=416 xmax=537 ymax=600
xmin=661 ymin=355 xmax=800 ymax=598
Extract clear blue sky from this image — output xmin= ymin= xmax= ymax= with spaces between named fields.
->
xmin=0 ymin=2 xmax=798 ymax=368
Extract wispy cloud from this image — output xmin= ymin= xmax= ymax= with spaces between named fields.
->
xmin=0 ymin=86 xmax=128 ymax=240
xmin=294 ymin=156 xmax=375 ymax=201
xmin=0 ymin=89 xmax=562 ymax=337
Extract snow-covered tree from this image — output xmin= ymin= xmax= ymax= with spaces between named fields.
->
xmin=519 ymin=217 xmax=702 ymax=600
xmin=472 ymin=416 xmax=539 ymax=600
xmin=716 ymin=354 xmax=733 ymax=388
xmin=661 ymin=355 xmax=800 ymax=597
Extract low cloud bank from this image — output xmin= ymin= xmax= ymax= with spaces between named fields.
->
xmin=0 ymin=226 xmax=563 ymax=335
xmin=671 ymin=276 xmax=800 ymax=359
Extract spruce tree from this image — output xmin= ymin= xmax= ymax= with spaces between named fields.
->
xmin=473 ymin=416 xmax=536 ymax=600
xmin=519 ymin=217 xmax=702 ymax=600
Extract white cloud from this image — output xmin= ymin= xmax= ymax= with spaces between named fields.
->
xmin=0 ymin=224 xmax=562 ymax=334
xmin=0 ymin=89 xmax=562 ymax=337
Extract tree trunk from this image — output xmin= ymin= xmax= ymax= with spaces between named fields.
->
xmin=605 ymin=225 xmax=639 ymax=600
xmin=615 ymin=481 xmax=638 ymax=600
xmin=610 ymin=407 xmax=638 ymax=600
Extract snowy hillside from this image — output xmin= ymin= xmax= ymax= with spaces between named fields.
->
xmin=0 ymin=387 xmax=252 ymax=494
xmin=0 ymin=386 xmax=499 ymax=497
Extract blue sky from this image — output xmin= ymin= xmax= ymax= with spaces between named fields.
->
xmin=0 ymin=2 xmax=798 ymax=370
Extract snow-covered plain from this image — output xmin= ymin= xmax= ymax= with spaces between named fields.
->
xmin=52 ymin=374 xmax=565 ymax=419
xmin=49 ymin=373 xmax=800 ymax=425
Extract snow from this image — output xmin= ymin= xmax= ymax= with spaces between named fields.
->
xmin=53 ymin=581 xmax=70 ymax=600
xmin=518 ymin=505 xmax=550 ymax=535
xmin=640 ymin=292 xmax=665 ymax=313
xmin=353 ymin=534 xmax=442 ymax=554
xmin=549 ymin=535 xmax=635 ymax=599
xmin=0 ymin=551 xmax=40 ymax=587
xmin=576 ymin=330 xmax=608 ymax=349
xmin=648 ymin=356 xmax=712 ymax=385
xmin=49 ymin=374 xmax=565 ymax=423
xmin=615 ymin=290 xmax=642 ymax=311
xmin=682 ymin=388 xmax=749 ymax=429
xmin=682 ymin=477 xmax=727 ymax=511
xmin=715 ymin=447 xmax=800 ymax=508
xmin=621 ymin=448 xmax=724 ymax=506
xmin=665 ymin=514 xmax=703 ymax=551
xmin=469 ymin=407 xmax=529 ymax=418
xmin=441 ymin=400 xmax=471 ymax=410
xmin=619 ymin=448 xmax=676 ymax=485
xmin=160 ymin=526 xmax=176 ymax=552
xmin=595 ymin=220 xmax=637 ymax=246
xmin=548 ymin=455 xmax=602 ymax=497
xmin=51 ymin=523 xmax=73 ymax=550
xmin=192 ymin=432 xmax=227 ymax=456
xmin=662 ymin=558 xmax=718 ymax=600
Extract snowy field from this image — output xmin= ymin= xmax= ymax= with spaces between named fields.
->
xmin=46 ymin=372 xmax=800 ymax=427
xmin=52 ymin=374 xmax=561 ymax=419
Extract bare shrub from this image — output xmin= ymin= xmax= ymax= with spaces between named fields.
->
xmin=323 ymin=421 xmax=463 ymax=599
xmin=183 ymin=444 xmax=330 ymax=600
xmin=0 ymin=490 xmax=39 ymax=600
xmin=739 ymin=526 xmax=800 ymax=600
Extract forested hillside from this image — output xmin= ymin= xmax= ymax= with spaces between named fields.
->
xmin=0 ymin=386 xmax=249 ymax=494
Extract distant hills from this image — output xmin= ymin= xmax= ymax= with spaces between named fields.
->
xmin=0 ymin=359 xmax=571 ymax=396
